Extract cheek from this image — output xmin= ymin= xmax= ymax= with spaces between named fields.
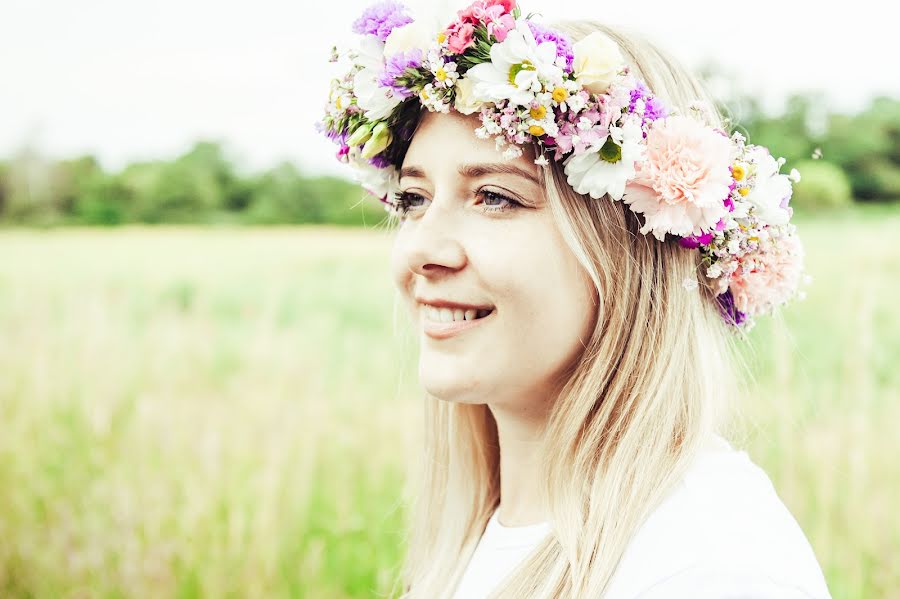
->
xmin=508 ymin=228 xmax=595 ymax=358
xmin=389 ymin=234 xmax=413 ymax=298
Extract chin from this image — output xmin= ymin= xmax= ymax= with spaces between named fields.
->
xmin=419 ymin=363 xmax=481 ymax=404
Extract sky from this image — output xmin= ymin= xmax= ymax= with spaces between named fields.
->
xmin=1 ymin=0 xmax=897 ymax=177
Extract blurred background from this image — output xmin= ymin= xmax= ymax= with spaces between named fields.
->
xmin=1 ymin=0 xmax=897 ymax=597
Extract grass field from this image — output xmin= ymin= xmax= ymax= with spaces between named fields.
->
xmin=0 ymin=207 xmax=897 ymax=598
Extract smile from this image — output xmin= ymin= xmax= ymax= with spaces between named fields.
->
xmin=421 ymin=306 xmax=496 ymax=339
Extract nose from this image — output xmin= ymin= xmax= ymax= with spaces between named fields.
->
xmin=401 ymin=196 xmax=467 ymax=278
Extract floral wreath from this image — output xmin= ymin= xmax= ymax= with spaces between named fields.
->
xmin=317 ymin=0 xmax=809 ymax=330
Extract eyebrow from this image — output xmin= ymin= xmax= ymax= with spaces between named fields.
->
xmin=399 ymin=162 xmax=542 ymax=186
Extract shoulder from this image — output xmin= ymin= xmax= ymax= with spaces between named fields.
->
xmin=604 ymin=435 xmax=832 ymax=599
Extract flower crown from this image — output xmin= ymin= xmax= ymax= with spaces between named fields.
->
xmin=318 ymin=0 xmax=809 ymax=330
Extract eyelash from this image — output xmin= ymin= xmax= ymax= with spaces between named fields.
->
xmin=392 ymin=188 xmax=523 ymax=216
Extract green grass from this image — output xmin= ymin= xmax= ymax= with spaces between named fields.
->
xmin=0 ymin=208 xmax=897 ymax=598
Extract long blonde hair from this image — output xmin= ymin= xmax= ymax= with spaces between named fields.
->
xmin=390 ymin=20 xmax=745 ymax=598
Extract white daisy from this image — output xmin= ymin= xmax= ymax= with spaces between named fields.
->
xmin=464 ymin=21 xmax=565 ymax=107
xmin=432 ymin=60 xmax=459 ymax=88
xmin=563 ymin=117 xmax=644 ymax=201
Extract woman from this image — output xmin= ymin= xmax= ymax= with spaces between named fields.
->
xmin=320 ymin=2 xmax=831 ymax=597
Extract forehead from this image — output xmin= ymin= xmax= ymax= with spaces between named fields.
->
xmin=402 ymin=110 xmax=537 ymax=172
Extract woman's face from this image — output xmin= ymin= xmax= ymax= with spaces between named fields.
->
xmin=390 ymin=110 xmax=596 ymax=412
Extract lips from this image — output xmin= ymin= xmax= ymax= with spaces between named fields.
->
xmin=421 ymin=306 xmax=496 ymax=340
xmin=416 ymin=297 xmax=495 ymax=312
xmin=421 ymin=304 xmax=494 ymax=323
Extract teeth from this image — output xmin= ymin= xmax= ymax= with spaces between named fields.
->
xmin=424 ymin=305 xmax=493 ymax=323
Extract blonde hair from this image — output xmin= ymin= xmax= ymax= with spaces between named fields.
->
xmin=388 ymin=20 xmax=745 ymax=599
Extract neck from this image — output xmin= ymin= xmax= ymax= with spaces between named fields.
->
xmin=488 ymin=400 xmax=550 ymax=527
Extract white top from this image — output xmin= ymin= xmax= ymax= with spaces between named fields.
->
xmin=451 ymin=506 xmax=553 ymax=599
xmin=451 ymin=435 xmax=832 ymax=599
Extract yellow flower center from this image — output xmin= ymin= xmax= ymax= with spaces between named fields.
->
xmin=335 ymin=96 xmax=343 ymax=110
xmin=421 ymin=89 xmax=430 ymax=100
xmin=551 ymin=87 xmax=569 ymax=103
xmin=436 ymin=68 xmax=447 ymax=82
xmin=530 ymin=105 xmax=547 ymax=119
xmin=732 ymin=164 xmax=745 ymax=181
xmin=738 ymin=187 xmax=750 ymax=197
xmin=437 ymin=32 xmax=447 ymax=43
xmin=528 ymin=125 xmax=546 ymax=136
xmin=508 ymin=61 xmax=535 ymax=86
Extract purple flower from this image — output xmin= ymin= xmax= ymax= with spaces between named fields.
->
xmin=378 ymin=49 xmax=423 ymax=99
xmin=629 ymin=80 xmax=668 ymax=121
xmin=716 ymin=289 xmax=747 ymax=326
xmin=325 ymin=126 xmax=348 ymax=144
xmin=644 ymin=97 xmax=667 ymax=121
xmin=679 ymin=231 xmax=714 ymax=249
xmin=368 ymin=154 xmax=392 ymax=168
xmin=352 ymin=1 xmax=413 ymax=41
xmin=552 ymin=102 xmax=610 ymax=159
xmin=526 ymin=21 xmax=574 ymax=72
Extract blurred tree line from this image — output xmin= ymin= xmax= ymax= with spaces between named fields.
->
xmin=0 ymin=143 xmax=389 ymax=227
xmin=0 ymin=94 xmax=897 ymax=227
xmin=727 ymin=94 xmax=899 ymax=210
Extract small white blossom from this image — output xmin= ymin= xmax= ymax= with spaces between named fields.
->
xmin=503 ymin=145 xmax=523 ymax=159
xmin=566 ymin=93 xmax=587 ymax=113
xmin=633 ymin=98 xmax=646 ymax=115
xmin=682 ymin=277 xmax=699 ymax=291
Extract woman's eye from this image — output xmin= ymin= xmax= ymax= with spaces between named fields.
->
xmin=477 ymin=190 xmax=522 ymax=212
xmin=392 ymin=189 xmax=523 ymax=216
xmin=393 ymin=191 xmax=427 ymax=215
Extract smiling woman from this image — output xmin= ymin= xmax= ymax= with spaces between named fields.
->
xmin=319 ymin=1 xmax=831 ymax=598
xmin=390 ymin=110 xmax=595 ymax=411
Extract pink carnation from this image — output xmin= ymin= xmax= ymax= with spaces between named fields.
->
xmin=445 ymin=21 xmax=476 ymax=53
xmin=456 ymin=0 xmax=516 ymax=41
xmin=487 ymin=13 xmax=515 ymax=41
xmin=622 ymin=115 xmax=737 ymax=241
xmin=729 ymin=232 xmax=804 ymax=316
xmin=458 ymin=0 xmax=515 ymax=22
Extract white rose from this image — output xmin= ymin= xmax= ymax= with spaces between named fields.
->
xmin=572 ymin=31 xmax=625 ymax=94
xmin=384 ymin=21 xmax=433 ymax=56
xmin=453 ymin=76 xmax=482 ymax=115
